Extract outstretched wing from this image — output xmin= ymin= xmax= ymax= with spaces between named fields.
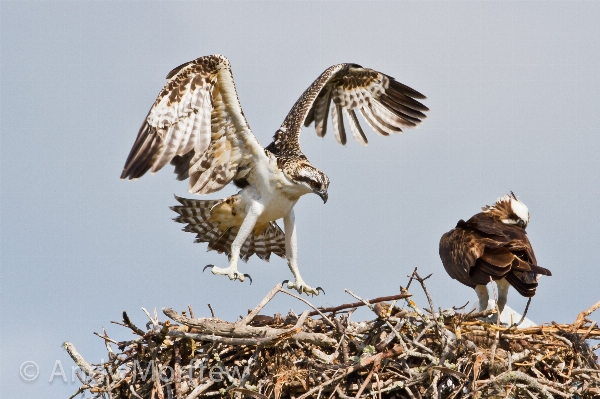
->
xmin=121 ymin=55 xmax=266 ymax=194
xmin=270 ymin=63 xmax=428 ymax=156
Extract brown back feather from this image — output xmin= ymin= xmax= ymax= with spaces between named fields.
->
xmin=439 ymin=212 xmax=549 ymax=297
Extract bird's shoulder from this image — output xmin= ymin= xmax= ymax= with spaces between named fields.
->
xmin=459 ymin=212 xmax=511 ymax=239
xmin=440 ymin=226 xmax=482 ymax=259
xmin=447 ymin=213 xmax=536 ymax=263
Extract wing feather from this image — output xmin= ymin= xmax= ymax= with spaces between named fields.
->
xmin=153 ymin=119 xmax=186 ymax=172
xmin=345 ymin=108 xmax=368 ymax=145
xmin=313 ymin=88 xmax=332 ymax=137
xmin=178 ymin=88 xmax=209 ymax=156
xmin=175 ymin=112 xmax=195 ymax=157
xmin=131 ymin=133 xmax=162 ymax=179
xmin=370 ymin=99 xmax=417 ymax=128
xmin=196 ymin=90 xmax=212 ymax=156
xmin=366 ymin=103 xmax=403 ymax=133
xmin=121 ymin=55 xmax=266 ymax=195
xmin=304 ymin=106 xmax=315 ymax=128
xmin=332 ymin=104 xmax=347 ymax=145
xmin=380 ymin=94 xmax=427 ymax=121
xmin=272 ymin=64 xmax=427 ymax=155
xmin=359 ymin=107 xmax=390 ymax=136
xmin=386 ymin=77 xmax=427 ymax=100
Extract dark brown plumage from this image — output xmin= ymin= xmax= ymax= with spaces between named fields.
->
xmin=439 ymin=194 xmax=551 ymax=315
xmin=440 ymin=212 xmax=550 ymax=297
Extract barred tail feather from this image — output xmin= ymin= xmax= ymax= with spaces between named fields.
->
xmin=261 ymin=223 xmax=286 ymax=260
xmin=170 ymin=195 xmax=286 ymax=262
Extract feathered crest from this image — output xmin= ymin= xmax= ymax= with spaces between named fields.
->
xmin=482 ymin=192 xmax=529 ymax=224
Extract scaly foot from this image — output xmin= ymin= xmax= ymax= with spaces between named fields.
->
xmin=203 ymin=265 xmax=252 ymax=284
xmin=284 ymin=279 xmax=325 ymax=296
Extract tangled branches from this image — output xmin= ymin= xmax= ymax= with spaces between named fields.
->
xmin=65 ymin=271 xmax=600 ymax=399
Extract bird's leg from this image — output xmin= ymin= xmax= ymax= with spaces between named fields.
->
xmin=474 ymin=285 xmax=489 ymax=312
xmin=474 ymin=284 xmax=492 ymax=323
xmin=283 ymin=210 xmax=323 ymax=296
xmin=206 ymin=198 xmax=264 ymax=283
xmin=482 ymin=279 xmax=511 ymax=326
xmin=496 ymin=278 xmax=510 ymax=316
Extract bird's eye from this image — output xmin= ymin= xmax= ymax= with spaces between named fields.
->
xmin=517 ymin=219 xmax=525 ymax=227
xmin=310 ymin=181 xmax=318 ymax=188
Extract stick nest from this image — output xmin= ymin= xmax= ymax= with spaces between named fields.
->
xmin=65 ymin=270 xmax=600 ymax=399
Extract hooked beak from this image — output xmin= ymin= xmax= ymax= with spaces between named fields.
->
xmin=317 ymin=191 xmax=328 ymax=204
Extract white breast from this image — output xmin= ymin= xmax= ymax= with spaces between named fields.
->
xmin=242 ymin=155 xmax=300 ymax=223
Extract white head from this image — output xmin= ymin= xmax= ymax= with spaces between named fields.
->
xmin=482 ymin=191 xmax=530 ymax=228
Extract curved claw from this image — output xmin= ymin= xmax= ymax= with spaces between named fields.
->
xmin=281 ymin=280 xmax=289 ymax=287
xmin=244 ymin=274 xmax=253 ymax=285
xmin=203 ymin=264 xmax=214 ymax=273
xmin=316 ymin=287 xmax=326 ymax=295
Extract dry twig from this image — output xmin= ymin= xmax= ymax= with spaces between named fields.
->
xmin=64 ymin=277 xmax=599 ymax=399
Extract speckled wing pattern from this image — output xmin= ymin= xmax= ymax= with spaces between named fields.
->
xmin=170 ymin=196 xmax=286 ymax=262
xmin=120 ymin=55 xmax=265 ymax=195
xmin=439 ymin=213 xmax=552 ymax=297
xmin=270 ymin=63 xmax=429 ymax=159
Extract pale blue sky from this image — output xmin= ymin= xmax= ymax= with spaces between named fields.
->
xmin=2 ymin=2 xmax=600 ymax=397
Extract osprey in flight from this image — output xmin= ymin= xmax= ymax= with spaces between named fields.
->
xmin=121 ymin=55 xmax=428 ymax=295
xmin=439 ymin=193 xmax=552 ymax=316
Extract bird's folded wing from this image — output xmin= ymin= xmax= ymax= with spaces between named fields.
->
xmin=271 ymin=64 xmax=428 ymax=155
xmin=505 ymin=235 xmax=538 ymax=266
xmin=463 ymin=214 xmax=507 ymax=237
xmin=480 ymin=247 xmax=514 ymax=268
xmin=439 ymin=229 xmax=486 ymax=281
xmin=121 ymin=54 xmax=266 ymax=194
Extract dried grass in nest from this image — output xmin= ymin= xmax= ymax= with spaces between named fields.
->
xmin=65 ymin=269 xmax=600 ymax=399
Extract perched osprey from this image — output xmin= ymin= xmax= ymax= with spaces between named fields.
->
xmin=439 ymin=193 xmax=552 ymax=316
xmin=121 ymin=55 xmax=428 ymax=295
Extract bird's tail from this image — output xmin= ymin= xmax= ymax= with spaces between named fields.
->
xmin=170 ymin=195 xmax=286 ymax=262
xmin=506 ymin=258 xmax=551 ymax=297
xmin=505 ymin=272 xmax=539 ymax=297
